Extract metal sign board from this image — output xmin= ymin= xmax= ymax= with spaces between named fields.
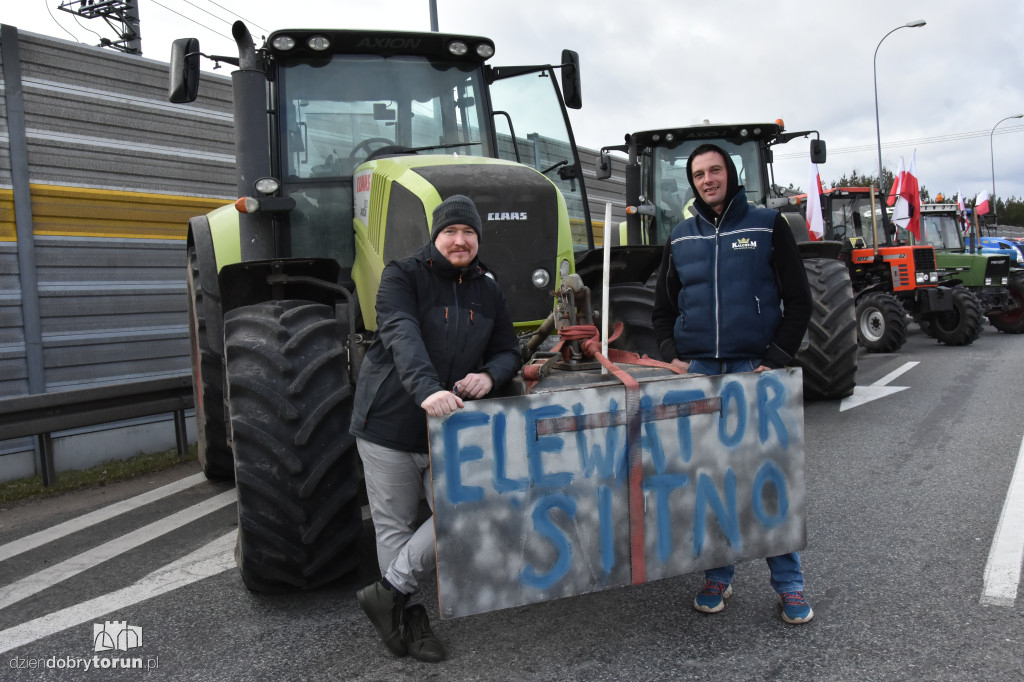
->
xmin=428 ymin=368 xmax=805 ymax=618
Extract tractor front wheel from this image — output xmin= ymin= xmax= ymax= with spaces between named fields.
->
xmin=929 ymin=287 xmax=984 ymax=346
xmin=224 ymin=300 xmax=362 ymax=592
xmin=856 ymin=292 xmax=907 ymax=353
xmin=187 ymin=246 xmax=233 ymax=480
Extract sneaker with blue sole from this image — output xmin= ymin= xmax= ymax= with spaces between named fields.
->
xmin=779 ymin=591 xmax=814 ymax=623
xmin=693 ymin=580 xmax=732 ymax=613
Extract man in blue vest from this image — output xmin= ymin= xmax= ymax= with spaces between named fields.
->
xmin=652 ymin=143 xmax=815 ymax=624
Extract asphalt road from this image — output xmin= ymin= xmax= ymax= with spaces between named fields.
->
xmin=1 ymin=324 xmax=1023 ymax=681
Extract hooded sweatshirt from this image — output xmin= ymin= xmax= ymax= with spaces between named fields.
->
xmin=652 ymin=146 xmax=811 ymax=367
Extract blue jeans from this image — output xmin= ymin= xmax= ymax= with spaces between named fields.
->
xmin=687 ymin=357 xmax=805 ymax=594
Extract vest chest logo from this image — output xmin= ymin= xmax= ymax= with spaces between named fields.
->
xmin=731 ymin=237 xmax=757 ymax=251
xmin=487 ymin=211 xmax=528 ymax=221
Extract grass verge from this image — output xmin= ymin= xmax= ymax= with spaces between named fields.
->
xmin=0 ymin=445 xmax=199 ymax=506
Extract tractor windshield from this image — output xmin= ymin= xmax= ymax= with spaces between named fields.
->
xmin=917 ymin=213 xmax=962 ymax=249
xmin=277 ymin=55 xmax=491 ymax=266
xmin=648 ymin=139 xmax=764 ymax=245
xmin=827 ymin=193 xmax=888 ymax=248
xmin=280 ymin=55 xmax=491 ymax=177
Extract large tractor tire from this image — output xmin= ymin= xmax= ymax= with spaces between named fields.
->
xmin=224 ymin=300 xmax=362 ymax=592
xmin=987 ymin=271 xmax=1024 ymax=333
xmin=606 ymin=282 xmax=660 ymax=357
xmin=856 ymin=292 xmax=907 ymax=353
xmin=794 ymin=259 xmax=858 ymax=400
xmin=929 ymin=286 xmax=984 ymax=346
xmin=187 ymin=246 xmax=233 ymax=480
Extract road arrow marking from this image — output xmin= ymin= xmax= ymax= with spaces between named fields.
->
xmin=839 ymin=361 xmax=919 ymax=412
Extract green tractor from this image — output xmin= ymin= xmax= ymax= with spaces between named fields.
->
xmin=171 ymin=22 xmax=592 ymax=591
xmin=916 ymin=204 xmax=1021 ymax=334
xmin=593 ymin=121 xmax=859 ymax=401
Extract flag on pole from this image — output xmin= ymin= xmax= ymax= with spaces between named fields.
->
xmin=976 ymin=190 xmax=991 ymax=216
xmin=957 ymin=190 xmax=969 ymax=234
xmin=886 ymin=156 xmax=905 ymax=207
xmin=806 ymin=163 xmax=824 ymax=241
xmin=891 ymin=151 xmax=921 ymax=240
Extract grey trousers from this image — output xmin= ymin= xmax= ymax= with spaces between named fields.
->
xmin=356 ymin=437 xmax=435 ymax=605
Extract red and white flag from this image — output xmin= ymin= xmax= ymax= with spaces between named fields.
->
xmin=806 ymin=163 xmax=824 ymax=241
xmin=976 ymin=190 xmax=991 ymax=216
xmin=891 ymin=151 xmax=921 ymax=240
xmin=957 ymin=190 xmax=969 ymax=234
xmin=886 ymin=156 xmax=905 ymax=207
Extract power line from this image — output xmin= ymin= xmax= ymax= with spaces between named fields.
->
xmin=776 ymin=125 xmax=1024 ymax=160
xmin=202 ymin=0 xmax=269 ymax=33
xmin=149 ymin=0 xmax=232 ymax=41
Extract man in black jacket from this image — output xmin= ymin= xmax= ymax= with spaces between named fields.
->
xmin=352 ymin=194 xmax=521 ymax=662
xmin=652 ymin=144 xmax=815 ymax=624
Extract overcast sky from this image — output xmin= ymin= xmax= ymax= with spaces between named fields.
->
xmin=6 ymin=0 xmax=1024 ymax=203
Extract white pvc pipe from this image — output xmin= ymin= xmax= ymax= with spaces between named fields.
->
xmin=601 ymin=202 xmax=613 ymax=373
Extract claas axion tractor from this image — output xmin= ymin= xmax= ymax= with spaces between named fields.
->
xmin=594 ymin=121 xmax=859 ymax=401
xmin=170 ymin=22 xmax=599 ymax=591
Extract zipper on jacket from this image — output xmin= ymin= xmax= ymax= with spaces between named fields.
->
xmin=755 ymin=296 xmax=761 ymax=314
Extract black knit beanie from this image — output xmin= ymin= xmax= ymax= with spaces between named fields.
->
xmin=431 ymin=194 xmax=482 ymax=242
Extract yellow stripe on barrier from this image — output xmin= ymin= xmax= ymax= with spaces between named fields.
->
xmin=0 ymin=185 xmax=230 ymax=241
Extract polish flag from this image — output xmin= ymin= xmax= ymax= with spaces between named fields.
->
xmin=957 ymin=191 xmax=969 ymax=234
xmin=806 ymin=163 xmax=824 ymax=241
xmin=891 ymin=151 xmax=921 ymax=240
xmin=886 ymin=156 xmax=905 ymax=207
xmin=976 ymin=190 xmax=991 ymax=216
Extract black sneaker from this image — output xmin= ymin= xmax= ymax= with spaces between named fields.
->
xmin=403 ymin=604 xmax=446 ymax=663
xmin=356 ymin=580 xmax=408 ymax=656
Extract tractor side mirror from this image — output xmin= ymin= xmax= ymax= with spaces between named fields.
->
xmin=810 ymin=138 xmax=827 ymax=164
xmin=169 ymin=38 xmax=201 ymax=103
xmin=561 ymin=49 xmax=582 ymax=110
xmin=596 ymin=149 xmax=613 ymax=180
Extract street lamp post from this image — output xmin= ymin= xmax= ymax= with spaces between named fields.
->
xmin=990 ymin=113 xmax=1023 ymax=224
xmin=874 ymin=20 xmax=926 ymax=200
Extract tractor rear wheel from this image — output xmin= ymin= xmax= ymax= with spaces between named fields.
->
xmin=187 ymin=246 xmax=233 ymax=480
xmin=856 ymin=292 xmax=907 ymax=353
xmin=794 ymin=259 xmax=858 ymax=400
xmin=987 ymin=271 xmax=1024 ymax=333
xmin=606 ymin=282 xmax=659 ymax=357
xmin=224 ymin=300 xmax=361 ymax=592
xmin=930 ymin=286 xmax=984 ymax=346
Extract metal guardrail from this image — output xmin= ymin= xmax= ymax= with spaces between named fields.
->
xmin=0 ymin=375 xmax=194 ymax=486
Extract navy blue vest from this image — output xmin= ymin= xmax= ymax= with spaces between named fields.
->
xmin=668 ymin=195 xmax=781 ymax=359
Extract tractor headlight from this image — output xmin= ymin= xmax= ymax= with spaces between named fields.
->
xmin=307 ymin=36 xmax=331 ymax=51
xmin=271 ymin=35 xmax=296 ymax=51
xmin=475 ymin=43 xmax=494 ymax=58
xmin=985 ymin=277 xmax=993 ymax=286
xmin=916 ymin=272 xmax=928 ymax=284
xmin=254 ymin=177 xmax=280 ymax=195
xmin=447 ymin=40 xmax=469 ymax=56
xmin=532 ymin=268 xmax=551 ymax=289
xmin=929 ymin=272 xmax=938 ymax=283
xmin=1003 ymin=276 xmax=1010 ymax=285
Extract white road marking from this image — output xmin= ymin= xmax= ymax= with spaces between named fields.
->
xmin=839 ymin=361 xmax=919 ymax=412
xmin=0 ymin=531 xmax=236 ymax=655
xmin=0 ymin=472 xmax=207 ymax=563
xmin=0 ymin=489 xmax=237 ymax=611
xmin=981 ymin=433 xmax=1024 ymax=606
